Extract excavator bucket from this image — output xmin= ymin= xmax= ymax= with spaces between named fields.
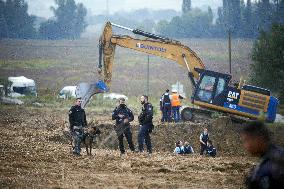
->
xmin=76 ymin=80 xmax=109 ymax=108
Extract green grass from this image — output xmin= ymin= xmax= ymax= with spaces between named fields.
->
xmin=0 ymin=59 xmax=68 ymax=70
xmin=198 ymin=52 xmax=228 ymax=62
xmin=16 ymin=92 xmax=168 ymax=116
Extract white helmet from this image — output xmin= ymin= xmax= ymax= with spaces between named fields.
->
xmin=172 ymin=89 xmax=177 ymax=93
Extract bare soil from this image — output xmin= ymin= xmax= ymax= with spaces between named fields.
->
xmin=3 ymin=105 xmax=284 ymax=189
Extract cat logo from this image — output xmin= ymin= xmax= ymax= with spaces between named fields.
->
xmin=228 ymin=91 xmax=240 ymax=99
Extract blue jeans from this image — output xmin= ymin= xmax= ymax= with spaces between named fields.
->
xmin=172 ymin=106 xmax=180 ymax=122
xmin=138 ymin=124 xmax=152 ymax=153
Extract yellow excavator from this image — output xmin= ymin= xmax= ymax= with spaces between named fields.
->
xmin=98 ymin=22 xmax=279 ymax=122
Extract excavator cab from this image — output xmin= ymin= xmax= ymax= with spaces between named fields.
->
xmin=193 ymin=69 xmax=231 ymax=106
xmin=183 ymin=68 xmax=279 ymax=122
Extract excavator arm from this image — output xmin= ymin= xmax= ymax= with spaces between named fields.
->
xmin=99 ymin=22 xmax=205 ymax=86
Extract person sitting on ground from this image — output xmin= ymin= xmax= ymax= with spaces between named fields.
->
xmin=184 ymin=141 xmax=194 ymax=154
xmin=174 ymin=141 xmax=184 ymax=154
xmin=206 ymin=140 xmax=217 ymax=157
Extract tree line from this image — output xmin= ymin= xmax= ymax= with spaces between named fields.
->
xmin=250 ymin=24 xmax=284 ymax=99
xmin=156 ymin=0 xmax=284 ymax=38
xmin=0 ymin=0 xmax=87 ymax=40
xmin=1 ymin=0 xmax=283 ymax=40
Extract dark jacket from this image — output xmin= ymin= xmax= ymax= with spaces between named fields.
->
xmin=68 ymin=105 xmax=87 ymax=131
xmin=206 ymin=145 xmax=216 ymax=157
xmin=112 ymin=104 xmax=134 ymax=125
xmin=138 ymin=102 xmax=153 ymax=125
xmin=246 ymin=145 xmax=284 ymax=189
xmin=184 ymin=145 xmax=194 ymax=154
xmin=200 ymin=132 xmax=209 ymax=144
xmin=160 ymin=92 xmax=171 ymax=109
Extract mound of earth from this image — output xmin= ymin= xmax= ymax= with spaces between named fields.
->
xmin=0 ymin=105 xmax=283 ymax=188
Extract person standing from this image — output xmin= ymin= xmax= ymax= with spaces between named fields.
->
xmin=240 ymin=121 xmax=284 ymax=189
xmin=69 ymin=97 xmax=87 ymax=156
xmin=112 ymin=98 xmax=135 ymax=155
xmin=138 ymin=95 xmax=154 ymax=154
xmin=160 ymin=89 xmax=172 ymax=122
xmin=199 ymin=128 xmax=209 ymax=155
xmin=171 ymin=89 xmax=183 ymax=122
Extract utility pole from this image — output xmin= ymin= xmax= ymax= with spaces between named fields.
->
xmin=228 ymin=29 xmax=232 ymax=74
xmin=147 ymin=55 xmax=150 ymax=96
xmin=106 ymin=0 xmax=109 ymax=19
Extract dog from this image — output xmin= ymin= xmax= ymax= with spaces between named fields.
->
xmin=63 ymin=126 xmax=101 ymax=156
xmin=83 ymin=126 xmax=101 ymax=155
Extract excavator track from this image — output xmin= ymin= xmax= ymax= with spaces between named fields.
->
xmin=181 ymin=107 xmax=249 ymax=124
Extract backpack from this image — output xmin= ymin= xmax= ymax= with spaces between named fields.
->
xmin=163 ymin=93 xmax=171 ymax=105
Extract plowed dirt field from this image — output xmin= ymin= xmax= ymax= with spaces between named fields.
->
xmin=3 ymin=105 xmax=284 ymax=189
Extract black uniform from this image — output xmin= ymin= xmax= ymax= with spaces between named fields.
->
xmin=200 ymin=132 xmax=209 ymax=155
xmin=112 ymin=104 xmax=135 ymax=154
xmin=138 ymin=102 xmax=154 ymax=153
xmin=245 ymin=145 xmax=284 ymax=189
xmin=69 ymin=105 xmax=87 ymax=129
xmin=160 ymin=92 xmax=172 ymax=122
xmin=69 ymin=105 xmax=87 ymax=155
xmin=206 ymin=145 xmax=216 ymax=157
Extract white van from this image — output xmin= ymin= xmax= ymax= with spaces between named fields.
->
xmin=8 ymin=76 xmax=37 ymax=97
xmin=58 ymin=86 xmax=77 ymax=99
xmin=103 ymin=93 xmax=128 ymax=100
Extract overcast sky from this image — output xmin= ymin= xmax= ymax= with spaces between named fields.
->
xmin=26 ymin=0 xmax=223 ymax=18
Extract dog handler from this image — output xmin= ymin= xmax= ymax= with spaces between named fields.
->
xmin=69 ymin=97 xmax=87 ymax=156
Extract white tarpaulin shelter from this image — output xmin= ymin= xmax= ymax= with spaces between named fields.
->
xmin=58 ymin=86 xmax=77 ymax=99
xmin=8 ymin=76 xmax=37 ymax=96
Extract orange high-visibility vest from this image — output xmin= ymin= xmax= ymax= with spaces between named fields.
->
xmin=171 ymin=93 xmax=181 ymax=107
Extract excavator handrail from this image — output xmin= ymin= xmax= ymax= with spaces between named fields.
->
xmin=111 ymin=22 xmax=170 ymax=41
